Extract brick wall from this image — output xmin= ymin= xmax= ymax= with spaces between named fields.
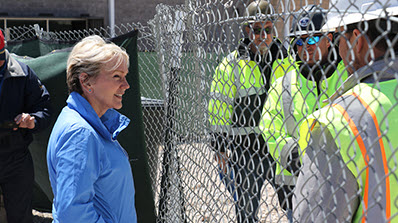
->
xmin=0 ymin=0 xmax=329 ymax=28
xmin=0 ymin=0 xmax=185 ymax=27
xmin=0 ymin=0 xmax=107 ymax=19
xmin=116 ymin=0 xmax=185 ymax=25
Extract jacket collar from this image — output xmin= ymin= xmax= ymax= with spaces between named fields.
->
xmin=299 ymin=60 xmax=336 ymax=82
xmin=4 ymin=50 xmax=25 ymax=79
xmin=328 ymin=55 xmax=398 ymax=102
xmin=67 ymin=92 xmax=130 ymax=141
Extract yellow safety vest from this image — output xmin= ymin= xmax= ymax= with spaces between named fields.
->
xmin=260 ymin=59 xmax=348 ymax=185
xmin=299 ymin=81 xmax=398 ymax=222
xmin=208 ymin=50 xmax=291 ymax=136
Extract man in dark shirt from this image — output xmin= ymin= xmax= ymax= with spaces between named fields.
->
xmin=0 ymin=30 xmax=51 ymax=223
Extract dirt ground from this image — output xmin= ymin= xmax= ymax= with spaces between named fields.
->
xmin=153 ymin=143 xmax=289 ymax=223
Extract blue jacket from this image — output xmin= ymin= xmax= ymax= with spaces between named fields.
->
xmin=47 ymin=92 xmax=137 ymax=223
xmin=0 ymin=50 xmax=51 ymax=154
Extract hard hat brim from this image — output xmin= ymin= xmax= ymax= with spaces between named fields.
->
xmin=288 ymin=30 xmax=326 ymax=37
xmin=241 ymin=15 xmax=276 ymax=25
xmin=321 ymin=6 xmax=398 ymax=32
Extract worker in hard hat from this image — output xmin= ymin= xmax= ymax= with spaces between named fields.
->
xmin=259 ymin=4 xmax=348 ymax=218
xmin=207 ymin=0 xmax=291 ymax=222
xmin=293 ymin=0 xmax=398 ymax=222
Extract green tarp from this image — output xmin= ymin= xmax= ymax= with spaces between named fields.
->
xmin=7 ymin=37 xmax=164 ymax=100
xmin=8 ymin=30 xmax=156 ymax=222
xmin=7 ymin=37 xmax=75 ymax=58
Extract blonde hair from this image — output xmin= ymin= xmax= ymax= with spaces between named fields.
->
xmin=66 ymin=35 xmax=129 ymax=94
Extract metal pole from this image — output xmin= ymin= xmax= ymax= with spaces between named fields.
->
xmin=158 ymin=9 xmax=187 ymax=223
xmin=108 ymin=0 xmax=115 ymax=37
xmin=158 ymin=67 xmax=181 ymax=222
xmin=283 ymin=0 xmax=291 ymax=49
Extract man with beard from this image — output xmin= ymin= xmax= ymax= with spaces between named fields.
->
xmin=208 ymin=1 xmax=290 ymax=222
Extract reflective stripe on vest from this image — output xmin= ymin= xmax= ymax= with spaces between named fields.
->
xmin=275 ymin=174 xmax=296 ymax=186
xmin=282 ymin=70 xmax=298 ymax=138
xmin=210 ymin=92 xmax=234 ymax=105
xmin=275 ymin=70 xmax=299 ymax=186
xmin=231 ymin=57 xmax=266 ymax=98
xmin=210 ymin=51 xmax=265 ymax=136
xmin=237 ymin=87 xmax=267 ymax=98
xmin=332 ymin=92 xmax=390 ymax=222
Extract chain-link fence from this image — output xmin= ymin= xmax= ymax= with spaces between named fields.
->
xmin=4 ymin=0 xmax=398 ymax=222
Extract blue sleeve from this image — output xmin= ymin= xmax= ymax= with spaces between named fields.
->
xmin=24 ymin=64 xmax=52 ymax=132
xmin=52 ymin=127 xmax=106 ymax=223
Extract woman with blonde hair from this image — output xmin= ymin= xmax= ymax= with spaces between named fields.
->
xmin=47 ymin=35 xmax=137 ymax=222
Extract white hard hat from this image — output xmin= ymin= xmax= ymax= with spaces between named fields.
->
xmin=289 ymin=5 xmax=327 ymax=37
xmin=242 ymin=0 xmax=276 ymax=25
xmin=321 ymin=0 xmax=398 ymax=32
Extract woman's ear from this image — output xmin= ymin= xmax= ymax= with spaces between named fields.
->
xmin=79 ymin=73 xmax=92 ymax=93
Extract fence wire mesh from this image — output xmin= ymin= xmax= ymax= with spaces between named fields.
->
xmin=4 ymin=0 xmax=398 ymax=222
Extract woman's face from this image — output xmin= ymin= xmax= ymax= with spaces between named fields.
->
xmin=87 ymin=57 xmax=130 ymax=117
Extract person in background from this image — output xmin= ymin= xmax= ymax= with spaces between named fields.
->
xmin=207 ymin=0 xmax=291 ymax=222
xmin=47 ymin=35 xmax=137 ymax=222
xmin=259 ymin=4 xmax=348 ymax=218
xmin=293 ymin=0 xmax=398 ymax=221
xmin=0 ymin=30 xmax=51 ymax=223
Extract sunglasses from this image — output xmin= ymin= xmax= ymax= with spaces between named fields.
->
xmin=295 ymin=36 xmax=321 ymax=46
xmin=252 ymin=27 xmax=272 ymax=35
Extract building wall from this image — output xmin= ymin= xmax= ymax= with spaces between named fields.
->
xmin=0 ymin=0 xmax=186 ymax=27
xmin=0 ymin=0 xmax=329 ymax=28
xmin=0 ymin=0 xmax=107 ymax=19
xmin=117 ymin=0 xmax=185 ymax=26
